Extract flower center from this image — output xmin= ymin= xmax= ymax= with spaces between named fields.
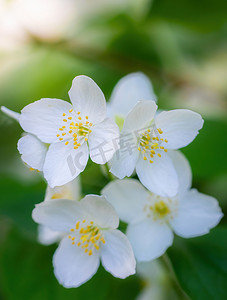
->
xmin=144 ymin=194 xmax=178 ymax=222
xmin=56 ymin=109 xmax=93 ymax=149
xmin=137 ymin=126 xmax=168 ymax=163
xmin=68 ymin=220 xmax=105 ymax=256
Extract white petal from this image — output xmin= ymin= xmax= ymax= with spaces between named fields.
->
xmin=53 ymin=236 xmax=100 ymax=288
xmin=32 ymin=199 xmax=87 ymax=232
xmin=108 ymin=72 xmax=156 ymax=118
xmin=44 ymin=177 xmax=81 ymax=201
xmin=17 ymin=134 xmax=47 ymax=171
xmin=68 ymin=75 xmax=106 ymax=124
xmin=43 ymin=140 xmax=89 ymax=188
xmin=101 ymin=229 xmax=136 ymax=279
xmin=168 ymin=150 xmax=192 ymax=194
xmin=122 ymin=100 xmax=157 ymax=132
xmin=38 ymin=225 xmax=64 ymax=245
xmin=127 ymin=219 xmax=174 ymax=261
xmin=80 ymin=195 xmax=119 ymax=229
xmin=109 ymin=135 xmax=139 ymax=179
xmin=1 ymin=106 xmax=20 ymax=121
xmin=20 ymin=98 xmax=73 ymax=143
xmin=136 ymin=153 xmax=178 ymax=197
xmin=89 ymin=118 xmax=119 ymax=164
xmin=155 ymin=109 xmax=204 ymax=149
xmin=171 ymin=189 xmax=223 ymax=238
xmin=102 ymin=179 xmax=148 ymax=224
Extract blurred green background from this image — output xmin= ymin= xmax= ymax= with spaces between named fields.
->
xmin=0 ymin=0 xmax=227 ymax=299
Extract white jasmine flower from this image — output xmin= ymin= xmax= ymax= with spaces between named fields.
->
xmin=103 ymin=151 xmax=223 ymax=261
xmin=3 ymin=76 xmax=119 ymax=188
xmin=110 ymin=100 xmax=204 ymax=197
xmin=32 ymin=195 xmax=136 ymax=288
xmin=38 ymin=177 xmax=81 ymax=245
xmin=1 ymin=106 xmax=48 ymax=172
xmin=107 ymin=72 xmax=156 ymax=128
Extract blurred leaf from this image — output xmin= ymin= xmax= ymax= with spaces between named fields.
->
xmin=81 ymin=160 xmax=109 ymax=195
xmin=0 ymin=227 xmax=140 ymax=300
xmin=168 ymin=226 xmax=227 ymax=300
xmin=149 ymin=0 xmax=227 ymax=32
xmin=0 ymin=177 xmax=45 ymax=238
xmin=182 ymin=119 xmax=227 ymax=180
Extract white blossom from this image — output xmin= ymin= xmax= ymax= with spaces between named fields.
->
xmin=103 ymin=151 xmax=223 ymax=261
xmin=110 ymin=100 xmax=204 ymax=197
xmin=32 ymin=195 xmax=136 ymax=287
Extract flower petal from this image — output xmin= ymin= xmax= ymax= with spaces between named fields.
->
xmin=43 ymin=140 xmax=88 ymax=188
xmin=68 ymin=75 xmax=106 ymax=124
xmin=122 ymin=100 xmax=157 ymax=132
xmin=126 ymin=219 xmax=173 ymax=261
xmin=171 ymin=189 xmax=223 ymax=238
xmin=136 ymin=153 xmax=178 ymax=197
xmin=44 ymin=177 xmax=81 ymax=201
xmin=80 ymin=195 xmax=119 ymax=229
xmin=38 ymin=225 xmax=65 ymax=245
xmin=53 ymin=236 xmax=100 ymax=288
xmin=155 ymin=109 xmax=204 ymax=149
xmin=108 ymin=72 xmax=156 ymax=118
xmin=102 ymin=179 xmax=148 ymax=224
xmin=1 ymin=106 xmax=20 ymax=121
xmin=17 ymin=134 xmax=47 ymax=171
xmin=109 ymin=140 xmax=139 ymax=179
xmin=168 ymin=150 xmax=192 ymax=194
xmin=32 ymin=199 xmax=87 ymax=232
xmin=101 ymin=229 xmax=136 ymax=279
xmin=89 ymin=118 xmax=119 ymax=164
xmin=20 ymin=98 xmax=73 ymax=143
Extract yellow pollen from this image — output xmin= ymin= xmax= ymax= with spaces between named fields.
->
xmin=62 ymin=133 xmax=66 ymax=136
xmin=90 ymin=221 xmax=94 ymax=225
xmin=74 ymin=146 xmax=78 ymax=149
xmin=59 ymin=128 xmax=63 ymax=131
xmin=77 ymin=242 xmax=81 ymax=246
xmin=76 ymin=221 xmax=80 ymax=229
xmin=143 ymin=157 xmax=147 ymax=160
xmin=138 ymin=147 xmax=141 ymax=151
xmin=65 ymin=141 xmax=69 ymax=145
xmin=63 ymin=119 xmax=67 ymax=122
xmin=68 ymin=117 xmax=72 ymax=120
xmin=78 ymin=116 xmax=82 ymax=120
xmin=72 ymin=242 xmax=75 ymax=245
xmin=85 ymin=138 xmax=88 ymax=141
xmin=73 ymin=133 xmax=77 ymax=138
xmin=62 ymin=126 xmax=66 ymax=128
xmin=82 ymin=220 xmax=86 ymax=223
xmin=164 ymin=149 xmax=168 ymax=152
xmin=71 ymin=229 xmax=74 ymax=232
xmin=56 ymin=134 xmax=60 ymax=137
xmin=153 ymin=201 xmax=170 ymax=218
xmin=151 ymin=150 xmax=155 ymax=154
xmin=158 ymin=153 xmax=161 ymax=158
xmin=69 ymin=109 xmax=73 ymax=113
xmin=88 ymin=250 xmax=92 ymax=256
xmin=85 ymin=116 xmax=88 ymax=119
xmin=149 ymin=160 xmax=153 ymax=163
xmin=77 ymin=112 xmax=80 ymax=115
xmin=68 ymin=236 xmax=71 ymax=239
xmin=69 ymin=130 xmax=72 ymax=134
xmin=62 ymin=113 xmax=66 ymax=116
xmin=165 ymin=139 xmax=168 ymax=143
xmin=89 ymin=123 xmax=92 ymax=126
xmin=59 ymin=138 xmax=63 ymax=141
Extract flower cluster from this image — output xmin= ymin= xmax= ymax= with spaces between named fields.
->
xmin=2 ymin=73 xmax=223 ymax=288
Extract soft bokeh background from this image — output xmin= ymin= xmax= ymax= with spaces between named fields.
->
xmin=0 ymin=0 xmax=227 ymax=299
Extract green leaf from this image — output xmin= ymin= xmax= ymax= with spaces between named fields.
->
xmin=182 ymin=119 xmax=227 ymax=180
xmin=148 ymin=0 xmax=227 ymax=32
xmin=0 ymin=227 xmax=140 ymax=300
xmin=168 ymin=226 xmax=227 ymax=300
xmin=0 ymin=177 xmax=45 ymax=238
